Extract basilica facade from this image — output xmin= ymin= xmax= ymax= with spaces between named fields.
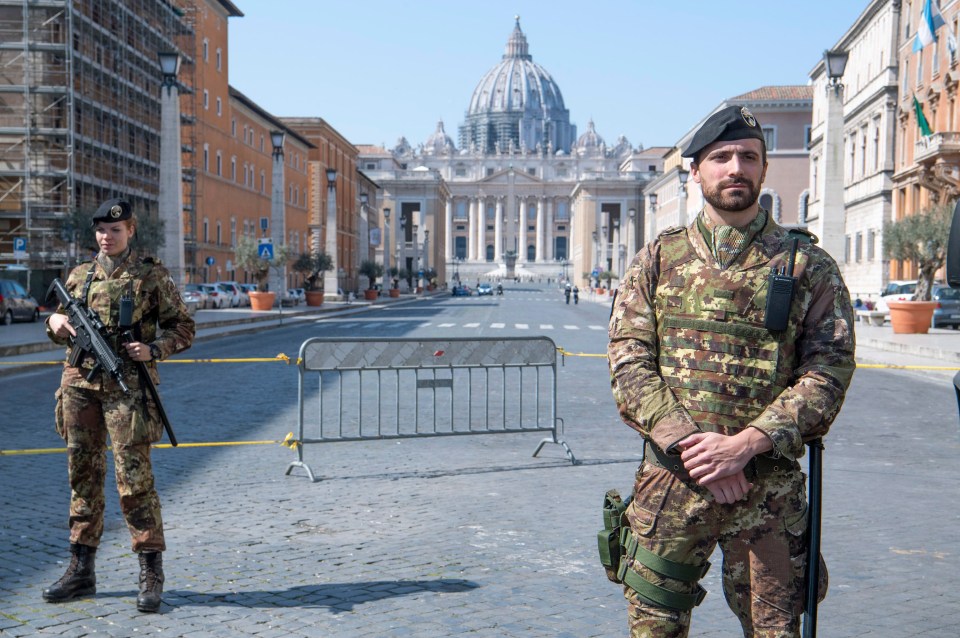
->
xmin=359 ymin=19 xmax=664 ymax=289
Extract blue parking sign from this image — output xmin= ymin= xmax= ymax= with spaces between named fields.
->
xmin=13 ymin=237 xmax=26 ymax=252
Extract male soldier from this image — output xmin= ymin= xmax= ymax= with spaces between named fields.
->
xmin=607 ymin=105 xmax=855 ymax=637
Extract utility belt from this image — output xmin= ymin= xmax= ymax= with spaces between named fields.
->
xmin=643 ymin=440 xmax=791 ymax=482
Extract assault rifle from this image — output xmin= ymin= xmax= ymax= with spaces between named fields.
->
xmin=117 ymin=295 xmax=177 ymax=447
xmin=46 ymin=278 xmax=129 ymax=393
xmin=803 ymin=438 xmax=824 ymax=638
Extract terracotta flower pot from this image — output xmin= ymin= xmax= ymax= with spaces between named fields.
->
xmin=249 ymin=291 xmax=276 ymax=311
xmin=364 ymin=289 xmax=378 ymax=300
xmin=887 ymin=300 xmax=937 ymax=334
xmin=389 ymin=289 xmax=400 ymax=298
xmin=305 ymin=290 xmax=325 ymax=306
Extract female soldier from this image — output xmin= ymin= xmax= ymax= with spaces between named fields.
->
xmin=42 ymin=198 xmax=195 ymax=613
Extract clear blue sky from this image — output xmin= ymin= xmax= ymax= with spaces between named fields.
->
xmin=228 ymin=1 xmax=869 ymax=150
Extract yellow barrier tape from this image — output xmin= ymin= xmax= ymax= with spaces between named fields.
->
xmin=1 ymin=432 xmax=300 ymax=457
xmin=554 ymin=347 xmax=960 ymax=370
xmin=0 ymin=353 xmax=293 ymax=366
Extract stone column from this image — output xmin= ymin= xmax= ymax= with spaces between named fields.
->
xmin=535 ymin=197 xmax=545 ymax=262
xmin=323 ymin=173 xmax=339 ymax=297
xmin=444 ymin=199 xmax=453 ymax=263
xmin=476 ymin=199 xmax=486 ymax=262
xmin=506 ymin=197 xmax=516 ymax=258
xmin=467 ymin=198 xmax=477 ymax=261
xmin=269 ymin=144 xmax=285 ymax=300
xmin=518 ymin=198 xmax=527 ymax=261
xmin=159 ymin=75 xmax=185 ymax=286
xmin=545 ymin=198 xmax=554 ymax=261
xmin=494 ymin=197 xmax=504 ymax=262
xmin=627 ymin=208 xmax=637 ymax=263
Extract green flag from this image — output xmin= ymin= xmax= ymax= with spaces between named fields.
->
xmin=913 ymin=94 xmax=934 ymax=137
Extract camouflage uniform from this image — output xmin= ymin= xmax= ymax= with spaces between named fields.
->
xmin=47 ymin=249 xmax=194 ymax=553
xmin=608 ymin=211 xmax=855 ymax=637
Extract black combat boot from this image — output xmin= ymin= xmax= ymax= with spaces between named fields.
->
xmin=42 ymin=543 xmax=97 ymax=602
xmin=136 ymin=551 xmax=164 ymax=613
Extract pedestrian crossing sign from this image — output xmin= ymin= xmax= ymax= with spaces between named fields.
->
xmin=258 ymin=238 xmax=274 ymax=260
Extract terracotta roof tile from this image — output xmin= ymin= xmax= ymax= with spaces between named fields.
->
xmin=728 ymin=85 xmax=813 ymax=102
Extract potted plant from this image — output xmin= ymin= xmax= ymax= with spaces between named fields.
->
xmin=882 ymin=200 xmax=953 ymax=333
xmin=293 ymin=251 xmax=333 ymax=306
xmin=234 ymin=236 xmax=290 ymax=310
xmin=424 ymin=267 xmax=438 ymax=291
xmin=358 ymin=259 xmax=384 ymax=300
xmin=387 ymin=266 xmax=402 ymax=297
xmin=599 ymin=270 xmax=618 ymax=293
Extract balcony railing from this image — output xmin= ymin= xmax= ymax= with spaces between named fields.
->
xmin=915 ymin=132 xmax=960 ymax=162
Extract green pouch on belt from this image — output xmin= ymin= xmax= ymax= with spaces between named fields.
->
xmin=598 ymin=488 xmax=631 ymax=583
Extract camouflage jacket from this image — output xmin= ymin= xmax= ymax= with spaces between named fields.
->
xmin=608 ymin=213 xmax=856 ymax=461
xmin=47 ymin=251 xmax=195 ymax=391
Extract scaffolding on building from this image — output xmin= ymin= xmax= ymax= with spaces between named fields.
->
xmin=0 ymin=0 xmax=194 ymax=297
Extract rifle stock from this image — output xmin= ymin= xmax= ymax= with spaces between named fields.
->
xmin=802 ymin=438 xmax=824 ymax=638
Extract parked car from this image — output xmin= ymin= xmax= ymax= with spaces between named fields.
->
xmin=239 ymin=283 xmax=258 ymax=296
xmin=179 ymin=288 xmax=201 ymax=315
xmin=216 ymin=281 xmax=246 ymax=307
xmin=197 ymin=283 xmax=229 ymax=309
xmin=451 ymin=285 xmax=472 ymax=297
xmin=184 ymin=283 xmax=211 ymax=309
xmin=932 ymin=284 xmax=960 ymax=328
xmin=476 ymin=283 xmax=493 ymax=296
xmin=875 ymin=280 xmax=917 ymax=314
xmin=0 ymin=278 xmax=40 ymax=325
xmin=287 ymin=288 xmax=305 ymax=305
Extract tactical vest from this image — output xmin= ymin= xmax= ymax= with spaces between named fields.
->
xmin=654 ymin=228 xmax=802 ymax=436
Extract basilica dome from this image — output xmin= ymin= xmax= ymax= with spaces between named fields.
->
xmin=423 ymin=120 xmax=456 ymax=156
xmin=458 ymin=18 xmax=576 ymax=155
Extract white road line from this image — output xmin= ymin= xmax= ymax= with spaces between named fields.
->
xmin=438 ymin=323 xmax=456 ymax=327
xmin=588 ymin=325 xmax=605 ymax=330
xmin=515 ymin=323 xmax=529 ymax=329
xmin=490 ymin=323 xmax=505 ymax=328
xmin=464 ymin=323 xmax=480 ymax=328
xmin=563 ymin=325 xmax=579 ymax=330
xmin=540 ymin=324 xmax=554 ymax=330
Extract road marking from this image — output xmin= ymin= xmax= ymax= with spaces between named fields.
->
xmin=588 ymin=325 xmax=605 ymax=330
xmin=540 ymin=324 xmax=553 ymax=330
xmin=361 ymin=322 xmax=382 ymax=329
xmin=563 ymin=325 xmax=579 ymax=330
xmin=464 ymin=322 xmax=480 ymax=328
xmin=490 ymin=323 xmax=505 ymax=329
xmin=515 ymin=323 xmax=529 ymax=329
xmin=438 ymin=323 xmax=456 ymax=327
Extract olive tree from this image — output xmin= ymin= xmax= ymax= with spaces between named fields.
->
xmin=882 ymin=200 xmax=954 ymax=302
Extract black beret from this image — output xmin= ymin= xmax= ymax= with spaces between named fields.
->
xmin=681 ymin=105 xmax=765 ymax=160
xmin=91 ymin=198 xmax=132 ymax=225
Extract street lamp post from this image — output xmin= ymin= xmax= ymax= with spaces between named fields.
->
xmin=324 ymin=168 xmax=339 ymax=297
xmin=413 ymin=223 xmax=420 ymax=292
xmin=383 ymin=207 xmax=391 ymax=290
xmin=423 ymin=228 xmax=430 ymax=288
xmin=815 ymin=48 xmax=850 ymax=262
xmin=269 ymin=130 xmax=286 ymax=302
xmin=612 ymin=218 xmax=621 ymax=279
xmin=591 ymin=230 xmax=598 ymax=288
xmin=399 ymin=215 xmax=407 ymax=290
xmin=157 ymin=51 xmax=185 ymax=287
xmin=647 ymin=193 xmax=658 ymax=248
xmin=677 ymin=168 xmax=690 ymax=226
xmin=627 ymin=208 xmax=637 ymax=262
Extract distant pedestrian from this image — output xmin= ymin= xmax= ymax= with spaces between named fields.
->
xmin=572 ymin=286 xmax=579 ymax=304
xmin=565 ymin=283 xmax=571 ymax=304
xmin=43 ymin=198 xmax=195 ymax=613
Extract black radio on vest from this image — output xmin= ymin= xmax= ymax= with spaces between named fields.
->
xmin=764 ymin=237 xmax=799 ymax=331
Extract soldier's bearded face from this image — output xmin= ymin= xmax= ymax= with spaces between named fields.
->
xmin=692 ymin=139 xmax=767 ymax=215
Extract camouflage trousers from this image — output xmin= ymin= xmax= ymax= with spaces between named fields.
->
xmin=623 ymin=461 xmax=824 ymax=638
xmin=56 ymin=385 xmax=165 ymax=553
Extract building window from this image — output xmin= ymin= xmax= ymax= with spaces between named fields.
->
xmin=203 ymin=90 xmax=209 ymax=110
xmin=216 ymin=48 xmax=222 ymax=72
xmin=366 ymin=163 xmax=376 ymax=170
xmin=216 ymin=97 xmax=222 ymax=116
xmin=762 ymin=126 xmax=777 ymax=150
xmin=811 ymin=156 xmax=819 ymax=199
xmin=231 ymin=157 xmax=236 ymax=181
xmin=933 ymin=38 xmax=940 ymax=75
xmin=860 ymin=126 xmax=868 ymax=177
xmin=455 ymin=167 xmax=466 ymax=176
xmin=216 ymin=222 xmax=222 ymax=246
xmin=804 ymin=125 xmax=812 ymax=150
xmin=216 ymin=152 xmax=222 ymax=176
xmin=261 ymin=171 xmax=265 ymax=193
xmin=844 ymin=235 xmax=851 ymax=263
xmin=855 ymin=231 xmax=863 ymax=262
xmin=202 ymin=39 xmax=208 ymax=62
xmin=917 ymin=52 xmax=924 ymax=85
xmin=903 ymin=58 xmax=909 ymax=93
xmin=203 ymin=218 xmax=209 ymax=243
xmin=231 ymin=119 xmax=236 ymax=137
xmin=872 ymin=119 xmax=881 ymax=172
xmin=486 ymin=167 xmax=494 ymax=177
xmin=867 ymin=229 xmax=876 ymax=261
xmin=203 ymin=144 xmax=209 ymax=172
xmin=557 ymin=168 xmax=568 ymax=177
xmin=527 ymin=167 xmax=536 ymax=175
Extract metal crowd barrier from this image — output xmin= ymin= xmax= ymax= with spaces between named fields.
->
xmin=286 ymin=336 xmax=576 ymax=481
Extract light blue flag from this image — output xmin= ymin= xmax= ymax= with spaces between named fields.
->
xmin=914 ymin=0 xmax=946 ymax=52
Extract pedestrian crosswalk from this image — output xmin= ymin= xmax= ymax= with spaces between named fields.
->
xmin=320 ymin=319 xmax=607 ymax=332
